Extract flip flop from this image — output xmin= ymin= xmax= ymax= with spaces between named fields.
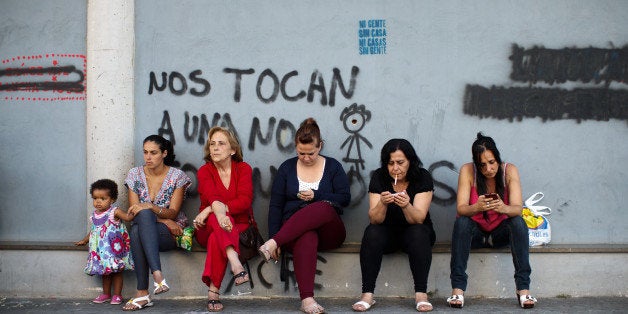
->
xmin=233 ymin=270 xmax=249 ymax=286
xmin=352 ymin=300 xmax=376 ymax=312
xmin=207 ymin=299 xmax=223 ymax=312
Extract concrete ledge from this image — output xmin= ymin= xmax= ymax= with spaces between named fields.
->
xmin=2 ymin=241 xmax=628 ymax=253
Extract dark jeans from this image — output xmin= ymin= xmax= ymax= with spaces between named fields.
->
xmin=360 ymin=223 xmax=435 ymax=293
xmin=130 ymin=209 xmax=177 ymax=290
xmin=450 ymin=215 xmax=531 ymax=291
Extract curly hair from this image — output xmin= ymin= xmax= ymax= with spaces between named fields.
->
xmin=90 ymin=179 xmax=119 ymax=201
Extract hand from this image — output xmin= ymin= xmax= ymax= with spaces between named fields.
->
xmin=128 ymin=203 xmax=153 ymax=216
xmin=74 ymin=239 xmax=87 ymax=246
xmin=297 ymin=189 xmax=314 ymax=202
xmin=271 ymin=246 xmax=281 ymax=261
xmin=480 ymin=194 xmax=502 ymax=212
xmin=393 ymin=191 xmax=410 ymax=208
xmin=161 ymin=219 xmax=183 ymax=236
xmin=380 ymin=191 xmax=395 ymax=205
xmin=216 ymin=214 xmax=233 ymax=232
xmin=192 ymin=209 xmax=209 ymax=229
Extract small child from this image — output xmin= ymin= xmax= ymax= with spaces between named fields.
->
xmin=75 ymin=179 xmax=134 ymax=305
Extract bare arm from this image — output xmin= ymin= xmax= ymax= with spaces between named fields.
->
xmin=492 ymin=164 xmax=523 ymax=217
xmin=368 ymin=192 xmax=389 ymax=224
xmin=74 ymin=233 xmax=89 ymax=246
xmin=456 ymin=163 xmax=486 ymax=216
xmin=401 ymin=191 xmax=433 ymax=224
xmin=127 ymin=186 xmax=185 ymax=220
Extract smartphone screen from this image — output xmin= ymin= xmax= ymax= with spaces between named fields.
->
xmin=485 ymin=193 xmax=498 ymax=200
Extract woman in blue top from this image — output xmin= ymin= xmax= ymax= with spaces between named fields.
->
xmin=259 ymin=118 xmax=351 ymax=314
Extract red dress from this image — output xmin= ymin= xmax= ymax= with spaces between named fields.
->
xmin=195 ymin=161 xmax=253 ymax=288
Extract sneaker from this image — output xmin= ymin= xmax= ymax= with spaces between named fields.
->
xmin=110 ymin=295 xmax=123 ymax=305
xmin=92 ymin=294 xmax=111 ymax=304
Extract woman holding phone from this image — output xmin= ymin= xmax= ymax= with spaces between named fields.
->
xmin=448 ymin=132 xmax=536 ymax=309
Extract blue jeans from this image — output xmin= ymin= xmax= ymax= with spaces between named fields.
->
xmin=130 ymin=209 xmax=177 ymax=290
xmin=450 ymin=215 xmax=531 ymax=291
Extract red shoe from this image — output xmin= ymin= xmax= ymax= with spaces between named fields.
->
xmin=92 ymin=294 xmax=111 ymax=304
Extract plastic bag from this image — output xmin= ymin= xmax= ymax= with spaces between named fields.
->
xmin=175 ymin=226 xmax=195 ymax=252
xmin=522 ymin=192 xmax=551 ymax=246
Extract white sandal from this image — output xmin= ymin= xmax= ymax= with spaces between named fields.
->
xmin=517 ymin=293 xmax=537 ymax=309
xmin=416 ymin=301 xmax=433 ymax=312
xmin=446 ymin=294 xmax=464 ymax=308
xmin=352 ymin=300 xmax=376 ymax=312
xmin=153 ymin=279 xmax=170 ymax=295
xmin=122 ymin=295 xmax=153 ymax=311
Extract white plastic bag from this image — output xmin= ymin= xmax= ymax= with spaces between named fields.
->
xmin=521 ymin=192 xmax=551 ymax=246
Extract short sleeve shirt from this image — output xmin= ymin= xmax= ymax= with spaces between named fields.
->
xmin=125 ymin=166 xmax=192 ymax=227
xmin=369 ymin=167 xmax=434 ymax=226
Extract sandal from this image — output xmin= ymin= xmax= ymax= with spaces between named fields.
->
xmin=233 ymin=270 xmax=250 ymax=286
xmin=300 ymin=301 xmax=325 ymax=314
xmin=517 ymin=293 xmax=537 ymax=309
xmin=352 ymin=300 xmax=376 ymax=312
xmin=416 ymin=301 xmax=433 ymax=312
xmin=446 ymin=294 xmax=464 ymax=308
xmin=153 ymin=279 xmax=170 ymax=295
xmin=122 ymin=295 xmax=153 ymax=311
xmin=207 ymin=289 xmax=223 ymax=312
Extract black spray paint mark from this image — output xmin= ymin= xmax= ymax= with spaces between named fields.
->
xmin=428 ymin=160 xmax=457 ymax=206
xmin=464 ymin=85 xmax=628 ymax=123
xmin=510 ymin=44 xmax=628 ymax=86
xmin=148 ymin=70 xmax=211 ymax=96
xmin=151 ymin=66 xmax=360 ymax=107
xmin=0 ymin=65 xmax=84 ymax=92
xmin=248 ymin=117 xmax=297 ymax=153
xmin=339 ymin=103 xmax=372 ymax=207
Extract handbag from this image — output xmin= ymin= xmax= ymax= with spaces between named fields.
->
xmin=521 ymin=192 xmax=552 ymax=246
xmin=239 ymin=213 xmax=265 ymax=264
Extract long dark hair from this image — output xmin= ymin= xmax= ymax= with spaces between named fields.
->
xmin=472 ymin=132 xmax=504 ymax=198
xmin=379 ymin=138 xmax=423 ymax=183
xmin=144 ymin=135 xmax=176 ymax=166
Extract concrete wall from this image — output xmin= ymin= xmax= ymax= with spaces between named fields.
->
xmin=1 ymin=0 xmax=628 ymax=300
xmin=0 ymin=0 xmax=87 ymax=241
xmin=1 ymin=250 xmax=626 ymax=298
xmin=134 ymin=0 xmax=628 ymax=244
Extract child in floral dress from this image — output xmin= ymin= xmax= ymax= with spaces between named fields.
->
xmin=75 ymin=179 xmax=134 ymax=305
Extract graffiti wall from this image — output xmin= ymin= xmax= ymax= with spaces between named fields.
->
xmin=0 ymin=0 xmax=87 ymax=241
xmin=134 ymin=0 xmax=628 ymax=244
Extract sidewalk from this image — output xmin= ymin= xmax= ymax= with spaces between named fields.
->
xmin=1 ymin=296 xmax=627 ymax=313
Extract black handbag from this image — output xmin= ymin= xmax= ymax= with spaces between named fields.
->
xmin=239 ymin=213 xmax=265 ymax=264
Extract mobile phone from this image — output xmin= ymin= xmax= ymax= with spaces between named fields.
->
xmin=485 ymin=193 xmax=498 ymax=200
xmin=392 ymin=191 xmax=405 ymax=196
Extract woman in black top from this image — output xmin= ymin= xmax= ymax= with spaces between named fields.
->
xmin=352 ymin=139 xmax=435 ymax=312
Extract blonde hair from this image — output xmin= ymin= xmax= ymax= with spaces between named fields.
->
xmin=203 ymin=127 xmax=243 ymax=163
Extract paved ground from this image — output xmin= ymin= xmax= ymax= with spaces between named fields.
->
xmin=1 ymin=296 xmax=627 ymax=313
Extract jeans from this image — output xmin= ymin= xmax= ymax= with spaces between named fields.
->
xmin=130 ymin=209 xmax=177 ymax=290
xmin=360 ymin=223 xmax=435 ymax=293
xmin=450 ymin=215 xmax=531 ymax=291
